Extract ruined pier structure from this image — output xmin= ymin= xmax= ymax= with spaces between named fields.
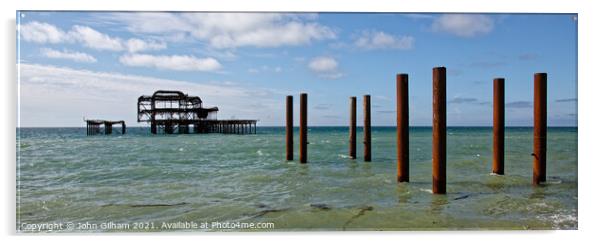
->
xmin=137 ymin=90 xmax=257 ymax=134
xmin=85 ymin=119 xmax=126 ymax=135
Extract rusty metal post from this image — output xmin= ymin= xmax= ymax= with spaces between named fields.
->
xmin=286 ymin=95 xmax=293 ymax=160
xmin=432 ymin=67 xmax=446 ymax=194
xmin=363 ymin=95 xmax=371 ymax=162
xmin=533 ymin=73 xmax=547 ymax=185
xmin=300 ymin=93 xmax=308 ymax=164
xmin=493 ymin=78 xmax=505 ymax=175
xmin=350 ymin=96 xmax=357 ymax=159
xmin=397 ymin=74 xmax=409 ymax=182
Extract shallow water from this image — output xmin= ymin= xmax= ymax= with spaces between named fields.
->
xmin=16 ymin=127 xmax=577 ymax=231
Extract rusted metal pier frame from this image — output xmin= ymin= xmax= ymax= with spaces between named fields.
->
xmin=349 ymin=96 xmax=357 ymax=159
xmin=363 ymin=95 xmax=371 ymax=162
xmin=397 ymin=74 xmax=409 ymax=182
xmin=199 ymin=120 xmax=257 ymax=134
xmin=138 ymin=90 xmax=257 ymax=135
xmin=286 ymin=95 xmax=294 ymax=161
xmin=493 ymin=78 xmax=505 ymax=175
xmin=300 ymin=93 xmax=308 ymax=164
xmin=85 ymin=119 xmax=126 ymax=136
xmin=533 ymin=73 xmax=547 ymax=185
xmin=432 ymin=67 xmax=446 ymax=194
xmin=147 ymin=119 xmax=257 ymax=134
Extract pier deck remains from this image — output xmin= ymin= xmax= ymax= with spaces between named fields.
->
xmin=137 ymin=90 xmax=256 ymax=134
xmin=85 ymin=119 xmax=126 ymax=135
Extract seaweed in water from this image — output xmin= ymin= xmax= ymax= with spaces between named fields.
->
xmin=453 ymin=194 xmax=471 ymax=200
xmin=310 ymin=203 xmax=331 ymax=210
xmin=102 ymin=202 xmax=187 ymax=208
xmin=342 ymin=206 xmax=374 ymax=230
xmin=129 ymin=202 xmax=187 ymax=208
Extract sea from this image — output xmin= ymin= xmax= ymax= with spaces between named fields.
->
xmin=16 ymin=126 xmax=578 ymax=231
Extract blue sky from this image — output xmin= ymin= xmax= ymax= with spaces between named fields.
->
xmin=17 ymin=12 xmax=577 ymax=127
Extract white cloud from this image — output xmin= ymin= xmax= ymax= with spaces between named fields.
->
xmin=431 ymin=14 xmax=494 ymax=37
xmin=247 ymin=65 xmax=282 ymax=74
xmin=308 ymin=56 xmax=338 ymax=72
xmin=69 ymin=25 xmax=124 ymax=51
xmin=18 ymin=63 xmax=285 ymax=127
xmin=119 ymin=54 xmax=222 ymax=72
xmin=40 ymin=48 xmax=97 ymax=63
xmin=19 ymin=21 xmax=166 ymax=52
xmin=308 ymin=56 xmax=343 ymax=79
xmin=107 ymin=13 xmax=337 ymax=49
xmin=125 ymin=38 xmax=166 ymax=53
xmin=19 ymin=21 xmax=69 ymax=43
xmin=354 ymin=30 xmax=415 ymax=50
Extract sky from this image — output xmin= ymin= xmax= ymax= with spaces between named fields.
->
xmin=16 ymin=12 xmax=577 ymax=127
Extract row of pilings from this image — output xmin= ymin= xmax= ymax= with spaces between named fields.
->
xmin=286 ymin=94 xmax=373 ymax=163
xmin=285 ymin=67 xmax=548 ymax=194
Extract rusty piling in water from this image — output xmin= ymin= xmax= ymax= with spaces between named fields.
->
xmin=533 ymin=73 xmax=547 ymax=185
xmin=432 ymin=67 xmax=446 ymax=194
xmin=397 ymin=74 xmax=409 ymax=182
xmin=286 ymin=95 xmax=293 ymax=161
xmin=300 ymin=93 xmax=308 ymax=164
xmin=363 ymin=95 xmax=372 ymax=162
xmin=350 ymin=96 xmax=357 ymax=159
xmin=493 ymin=78 xmax=505 ymax=175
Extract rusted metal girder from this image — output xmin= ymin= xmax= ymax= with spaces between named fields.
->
xmin=363 ymin=95 xmax=371 ymax=162
xmin=350 ymin=96 xmax=357 ymax=159
xmin=286 ymin=95 xmax=293 ymax=161
xmin=432 ymin=67 xmax=446 ymax=194
xmin=300 ymin=93 xmax=308 ymax=164
xmin=533 ymin=73 xmax=547 ymax=185
xmin=493 ymin=78 xmax=505 ymax=175
xmin=397 ymin=74 xmax=409 ymax=182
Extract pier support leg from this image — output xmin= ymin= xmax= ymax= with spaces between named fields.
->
xmin=105 ymin=123 xmax=112 ymax=135
xmin=533 ymin=73 xmax=547 ymax=185
xmin=397 ymin=74 xmax=409 ymax=182
xmin=165 ymin=123 xmax=173 ymax=134
xmin=300 ymin=93 xmax=308 ymax=164
xmin=286 ymin=96 xmax=293 ymax=160
xmin=493 ymin=78 xmax=505 ymax=175
xmin=151 ymin=122 xmax=157 ymax=134
xmin=432 ymin=67 xmax=447 ymax=194
xmin=350 ymin=96 xmax=357 ymax=159
xmin=179 ymin=124 xmax=189 ymax=134
xmin=363 ymin=95 xmax=371 ymax=162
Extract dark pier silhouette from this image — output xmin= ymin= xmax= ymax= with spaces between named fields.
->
xmin=85 ymin=119 xmax=126 ymax=135
xmin=137 ymin=90 xmax=257 ymax=135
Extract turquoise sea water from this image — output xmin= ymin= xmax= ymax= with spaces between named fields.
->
xmin=16 ymin=127 xmax=577 ymax=231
